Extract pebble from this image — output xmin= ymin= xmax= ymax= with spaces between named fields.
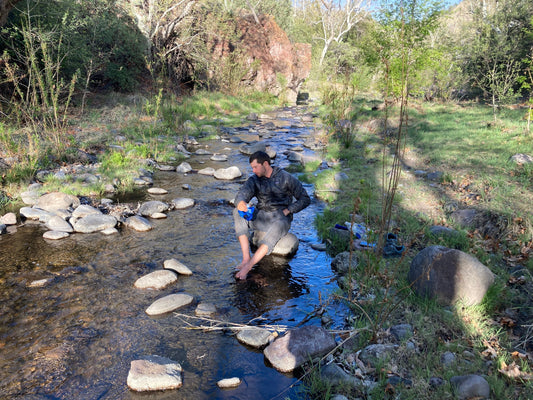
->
xmin=216 ymin=377 xmax=241 ymax=388
xmin=145 ymin=293 xmax=194 ymax=316
xmin=148 ymin=187 xmax=168 ymax=195
xmin=163 ymin=259 xmax=193 ymax=275
xmin=127 ymin=355 xmax=183 ymax=392
xmin=43 ymin=231 xmax=70 ymax=240
xmin=134 ymin=270 xmax=178 ymax=290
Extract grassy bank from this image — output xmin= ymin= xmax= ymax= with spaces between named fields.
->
xmin=300 ymin=97 xmax=533 ymax=399
xmin=0 ymin=90 xmax=279 ymax=210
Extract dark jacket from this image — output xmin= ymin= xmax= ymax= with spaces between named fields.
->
xmin=235 ymin=167 xmax=311 ymax=214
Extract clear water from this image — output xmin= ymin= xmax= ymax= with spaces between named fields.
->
xmin=0 ymin=107 xmax=342 ymax=399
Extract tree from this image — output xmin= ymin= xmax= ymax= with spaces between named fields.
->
xmin=301 ymin=0 xmax=370 ymax=67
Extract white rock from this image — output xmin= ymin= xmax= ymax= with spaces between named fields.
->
xmin=148 ymin=187 xmax=168 ymax=195
xmin=45 ymin=216 xmax=74 ymax=233
xmin=210 ymin=154 xmax=228 ymax=162
xmin=101 ymin=227 xmax=119 ymax=235
xmin=0 ymin=212 xmax=17 ymax=225
xmin=124 ymin=215 xmax=153 ymax=232
xmin=198 ymin=167 xmax=215 ymax=176
xmin=20 ymin=207 xmax=52 ymax=222
xmin=28 ymin=278 xmax=53 ymax=287
xmin=150 ymin=212 xmax=167 ymax=219
xmin=43 ymin=230 xmax=70 ymax=240
xmin=236 ymin=327 xmax=275 ymax=348
xmin=72 ymin=214 xmax=117 ymax=233
xmin=171 ymin=198 xmax=195 ymax=210
xmin=163 ymin=259 xmax=193 ymax=275
xmin=134 ymin=270 xmax=178 ymax=290
xmin=216 ymin=377 xmax=241 ymax=388
xmin=72 ymin=204 xmax=102 ymax=219
xmin=145 ymin=293 xmax=194 ymax=316
xmin=127 ymin=355 xmax=183 ymax=392
xmin=176 ymin=162 xmax=192 ymax=173
xmin=213 ymin=166 xmax=242 ymax=180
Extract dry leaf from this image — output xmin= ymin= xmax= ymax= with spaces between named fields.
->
xmin=385 ymin=383 xmax=395 ymax=394
xmin=499 ymin=361 xmax=533 ymax=381
xmin=511 ymin=351 xmax=528 ymax=360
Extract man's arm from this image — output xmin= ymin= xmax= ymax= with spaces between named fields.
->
xmin=235 ymin=176 xmax=256 ymax=211
xmin=286 ymin=174 xmax=311 ymax=214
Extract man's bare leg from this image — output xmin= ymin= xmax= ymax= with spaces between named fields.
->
xmin=235 ymin=243 xmax=269 ymax=280
xmin=237 ymin=234 xmax=251 ymax=270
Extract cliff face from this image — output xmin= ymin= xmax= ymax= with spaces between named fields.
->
xmin=209 ymin=14 xmax=311 ymax=103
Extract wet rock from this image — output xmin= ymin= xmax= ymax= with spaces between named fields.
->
xmin=195 ymin=302 xmax=216 ymax=316
xmin=133 ymin=177 xmax=151 ymax=186
xmin=150 ymin=212 xmax=167 ymax=219
xmin=0 ymin=224 xmax=6 ymax=234
xmin=171 ymin=198 xmax=195 ymax=210
xmin=198 ymin=167 xmax=215 ymax=176
xmin=176 ymin=162 xmax=192 ymax=173
xmin=20 ymin=207 xmax=52 ymax=222
xmin=239 ymin=141 xmax=266 ymax=155
xmin=311 ymin=242 xmax=327 ymax=251
xmin=34 ymin=192 xmax=80 ymax=212
xmin=331 ymin=251 xmax=359 ymax=275
xmin=72 ymin=204 xmax=102 ymax=219
xmin=45 ymin=216 xmax=74 ymax=232
xmin=163 ymin=259 xmax=193 ymax=275
xmin=359 ymin=344 xmax=399 ymax=368
xmin=139 ymin=201 xmax=170 ymax=217
xmin=0 ymin=212 xmax=17 ymax=225
xmin=237 ymin=327 xmax=275 ymax=348
xmin=408 ymin=246 xmax=494 ymax=306
xmin=54 ymin=209 xmax=72 ymax=220
xmin=195 ymin=148 xmax=212 ymax=155
xmin=43 ymin=230 xmax=70 ymax=240
xmin=252 ymin=232 xmax=299 ymax=256
xmin=156 ymin=164 xmax=175 ymax=171
xmin=263 ymin=326 xmax=336 ymax=373
xmin=72 ymin=214 xmax=117 ymax=233
xmin=124 ymin=215 xmax=153 ymax=232
xmin=134 ymin=270 xmax=178 ymax=290
xmin=148 ymin=187 xmax=168 ymax=195
xmin=145 ymin=293 xmax=194 ymax=315
xmin=210 ymin=154 xmax=228 ymax=162
xmin=101 ymin=227 xmax=119 ymax=235
xmin=28 ymin=278 xmax=54 ymax=287
xmin=217 ymin=377 xmax=241 ymax=388
xmin=127 ymin=355 xmax=183 ymax=392
xmin=214 ymin=166 xmax=242 ymax=180
xmin=450 ymin=374 xmax=490 ymax=400
xmin=181 ymin=184 xmax=191 ymax=190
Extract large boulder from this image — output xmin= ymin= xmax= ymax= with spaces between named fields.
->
xmin=208 ymin=14 xmax=311 ymax=103
xmin=263 ymin=326 xmax=336 ymax=373
xmin=408 ymin=246 xmax=494 ymax=306
xmin=252 ymin=231 xmax=299 ymax=257
xmin=34 ymin=192 xmax=80 ymax=212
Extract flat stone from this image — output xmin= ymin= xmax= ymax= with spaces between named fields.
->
xmin=45 ymin=216 xmax=74 ymax=232
xmin=163 ymin=259 xmax=193 ymax=275
xmin=171 ymin=198 xmax=195 ymax=210
xmin=101 ymin=227 xmax=119 ymax=235
xmin=35 ymin=192 xmax=80 ymax=212
xmin=145 ymin=293 xmax=194 ymax=316
xmin=139 ymin=200 xmax=170 ymax=216
xmin=127 ymin=355 xmax=183 ymax=392
xmin=214 ymin=166 xmax=242 ymax=180
xmin=216 ymin=377 xmax=241 ymax=388
xmin=210 ymin=154 xmax=228 ymax=162
xmin=236 ymin=327 xmax=275 ymax=348
xmin=134 ymin=270 xmax=178 ymax=290
xmin=72 ymin=214 xmax=117 ymax=233
xmin=20 ymin=190 xmax=40 ymax=205
xmin=148 ymin=187 xmax=168 ymax=195
xmin=176 ymin=162 xmax=192 ymax=173
xmin=0 ymin=212 xmax=17 ymax=225
xmin=150 ymin=212 xmax=167 ymax=219
xmin=195 ymin=302 xmax=216 ymax=316
xmin=72 ymin=205 xmax=102 ymax=219
xmin=198 ymin=167 xmax=215 ymax=176
xmin=263 ymin=326 xmax=336 ymax=373
xmin=311 ymin=243 xmax=327 ymax=251
xmin=43 ymin=231 xmax=70 ymax=240
xmin=20 ymin=207 xmax=53 ymax=222
xmin=195 ymin=148 xmax=212 ymax=155
xmin=124 ymin=216 xmax=153 ymax=232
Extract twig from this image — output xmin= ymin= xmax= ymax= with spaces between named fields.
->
xmin=173 ymin=313 xmax=288 ymax=333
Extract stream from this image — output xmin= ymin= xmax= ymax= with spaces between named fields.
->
xmin=0 ymin=106 xmax=344 ymax=399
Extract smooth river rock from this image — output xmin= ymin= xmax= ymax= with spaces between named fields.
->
xmin=145 ymin=293 xmax=194 ymax=316
xmin=43 ymin=231 xmax=70 ymax=240
xmin=138 ymin=201 xmax=170 ymax=217
xmin=45 ymin=216 xmax=74 ymax=232
xmin=0 ymin=212 xmax=17 ymax=225
xmin=127 ymin=355 xmax=183 ymax=392
xmin=216 ymin=377 xmax=241 ymax=388
xmin=263 ymin=326 xmax=336 ymax=373
xmin=236 ymin=327 xmax=275 ymax=349
xmin=210 ymin=154 xmax=228 ymax=162
xmin=20 ymin=207 xmax=52 ymax=222
xmin=198 ymin=167 xmax=215 ymax=176
xmin=171 ymin=198 xmax=195 ymax=210
xmin=163 ymin=259 xmax=193 ymax=275
xmin=34 ymin=192 xmax=80 ymax=212
xmin=213 ymin=166 xmax=242 ymax=180
xmin=124 ymin=215 xmax=153 ymax=232
xmin=450 ymin=374 xmax=490 ymax=400
xmin=176 ymin=162 xmax=192 ymax=173
xmin=195 ymin=302 xmax=216 ymax=316
xmin=72 ymin=204 xmax=102 ymax=219
xmin=72 ymin=214 xmax=117 ymax=233
xmin=148 ymin=187 xmax=168 ymax=195
xmin=134 ymin=270 xmax=178 ymax=290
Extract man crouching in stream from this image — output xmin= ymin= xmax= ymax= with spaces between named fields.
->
xmin=233 ymin=151 xmax=311 ymax=280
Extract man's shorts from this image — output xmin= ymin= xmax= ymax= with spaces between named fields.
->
xmin=233 ymin=208 xmax=291 ymax=255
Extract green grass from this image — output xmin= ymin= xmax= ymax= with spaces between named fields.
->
xmin=303 ymin=95 xmax=533 ymax=400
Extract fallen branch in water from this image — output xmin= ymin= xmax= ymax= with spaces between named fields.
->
xmin=173 ymin=313 xmax=288 ymax=333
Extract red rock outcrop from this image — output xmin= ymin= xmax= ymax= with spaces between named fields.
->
xmin=209 ymin=13 xmax=311 ymax=103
